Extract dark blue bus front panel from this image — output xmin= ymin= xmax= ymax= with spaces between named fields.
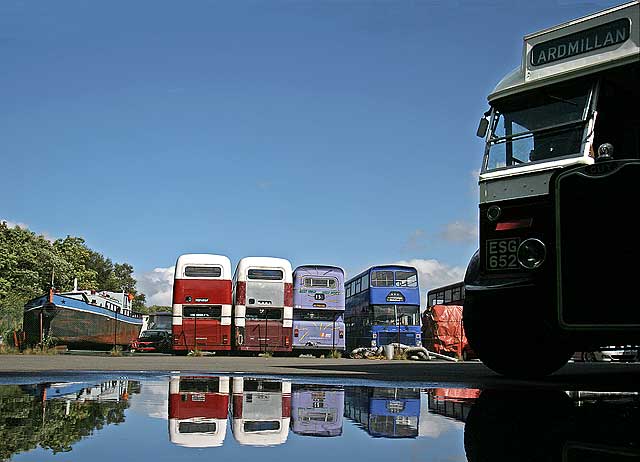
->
xmin=345 ymin=265 xmax=422 ymax=350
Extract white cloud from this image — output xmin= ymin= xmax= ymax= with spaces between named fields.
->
xmin=129 ymin=380 xmax=168 ymax=420
xmin=439 ymin=221 xmax=477 ymax=243
xmin=136 ymin=266 xmax=175 ymax=306
xmin=404 ymin=229 xmax=427 ymax=251
xmin=394 ymin=258 xmax=465 ymax=308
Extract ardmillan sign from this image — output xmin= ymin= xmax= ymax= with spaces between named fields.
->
xmin=530 ymin=18 xmax=630 ymax=67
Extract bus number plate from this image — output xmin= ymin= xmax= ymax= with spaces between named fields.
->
xmin=486 ymin=238 xmax=520 ymax=270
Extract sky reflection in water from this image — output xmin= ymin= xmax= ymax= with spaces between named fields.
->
xmin=1 ymin=374 xmax=638 ymax=462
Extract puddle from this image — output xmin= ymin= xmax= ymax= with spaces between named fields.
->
xmin=0 ymin=373 xmax=638 ymax=461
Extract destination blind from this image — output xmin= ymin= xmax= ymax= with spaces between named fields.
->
xmin=530 ymin=18 xmax=631 ymax=67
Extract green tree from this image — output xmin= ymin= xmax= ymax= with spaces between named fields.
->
xmin=52 ymin=236 xmax=98 ymax=291
xmin=0 ymin=221 xmax=149 ymax=330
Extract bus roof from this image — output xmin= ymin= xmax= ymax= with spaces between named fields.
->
xmin=235 ymin=257 xmax=293 ymax=282
xmin=346 ymin=265 xmax=417 ymax=284
xmin=489 ymin=1 xmax=639 ymax=102
xmin=174 ymin=254 xmax=232 ymax=279
xmin=293 ymin=265 xmax=345 ymax=275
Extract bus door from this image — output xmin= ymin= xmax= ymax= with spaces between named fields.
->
xmin=181 ymin=305 xmax=223 ymax=350
xmin=245 ymin=308 xmax=285 ymax=351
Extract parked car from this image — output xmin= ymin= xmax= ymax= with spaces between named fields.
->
xmin=130 ymin=330 xmax=171 ymax=353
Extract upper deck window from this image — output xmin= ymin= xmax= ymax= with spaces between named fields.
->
xmin=184 ymin=266 xmax=222 ymax=278
xmin=371 ymin=271 xmax=394 ymax=287
xmin=483 ymin=80 xmax=592 ymax=172
xmin=248 ymin=269 xmax=283 ymax=281
xmin=244 ymin=421 xmax=280 ymax=432
xmin=303 ymin=277 xmax=337 ymax=289
xmin=395 ymin=271 xmax=417 ymax=287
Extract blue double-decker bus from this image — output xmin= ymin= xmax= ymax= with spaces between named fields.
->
xmin=292 ymin=265 xmax=345 ymax=354
xmin=344 ymin=265 xmax=421 ymax=351
xmin=344 ymin=386 xmax=421 ymax=438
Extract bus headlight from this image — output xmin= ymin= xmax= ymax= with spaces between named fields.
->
xmin=517 ymin=238 xmax=546 ymax=269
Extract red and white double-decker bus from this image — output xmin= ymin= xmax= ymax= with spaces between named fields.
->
xmin=172 ymin=254 xmax=232 ymax=353
xmin=168 ymin=376 xmax=229 ymax=447
xmin=232 ymin=257 xmax=293 ymax=353
xmin=230 ymin=377 xmax=291 ymax=446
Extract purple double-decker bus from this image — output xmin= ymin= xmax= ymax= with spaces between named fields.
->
xmin=292 ymin=265 xmax=345 ymax=354
xmin=291 ymin=384 xmax=344 ymax=437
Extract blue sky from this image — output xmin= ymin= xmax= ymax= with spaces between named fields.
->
xmin=0 ymin=0 xmax=621 ymax=304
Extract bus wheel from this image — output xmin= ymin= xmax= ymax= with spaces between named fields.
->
xmin=463 ymin=297 xmax=573 ymax=378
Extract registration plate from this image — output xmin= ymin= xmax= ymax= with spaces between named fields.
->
xmin=486 ymin=238 xmax=520 ymax=270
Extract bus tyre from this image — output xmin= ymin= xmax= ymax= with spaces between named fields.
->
xmin=463 ymin=296 xmax=573 ymax=378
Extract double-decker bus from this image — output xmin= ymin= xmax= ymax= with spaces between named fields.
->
xmin=464 ymin=1 xmax=640 ymax=377
xmin=344 ymin=265 xmax=421 ymax=351
xmin=423 ymin=282 xmax=472 ymax=360
xmin=172 ymin=254 xmax=232 ymax=354
xmin=426 ymin=281 xmax=465 ymax=308
xmin=344 ymin=386 xmax=421 ymax=438
xmin=290 ymin=384 xmax=344 ymax=437
xmin=168 ymin=376 xmax=229 ymax=448
xmin=292 ymin=265 xmax=345 ymax=354
xmin=232 ymin=257 xmax=293 ymax=353
xmin=230 ymin=377 xmax=291 ymax=446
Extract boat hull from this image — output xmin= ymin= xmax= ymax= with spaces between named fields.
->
xmin=23 ymin=295 xmax=142 ymax=350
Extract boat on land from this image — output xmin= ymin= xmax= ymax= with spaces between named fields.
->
xmin=23 ymin=288 xmax=143 ymax=350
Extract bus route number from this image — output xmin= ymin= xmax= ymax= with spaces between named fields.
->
xmin=486 ymin=238 xmax=520 ymax=270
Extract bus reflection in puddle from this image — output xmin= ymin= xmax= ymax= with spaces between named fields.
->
xmin=291 ymin=384 xmax=344 ymax=437
xmin=231 ymin=377 xmax=291 ymax=446
xmin=168 ymin=376 xmax=229 ymax=448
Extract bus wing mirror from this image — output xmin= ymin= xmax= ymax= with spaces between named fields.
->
xmin=476 ymin=117 xmax=489 ymax=138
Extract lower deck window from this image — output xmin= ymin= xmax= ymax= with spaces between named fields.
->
xmin=183 ymin=305 xmax=222 ymax=318
xmin=245 ymin=308 xmax=283 ymax=320
xmin=179 ymin=378 xmax=220 ymax=393
xmin=293 ymin=310 xmax=342 ymax=321
xmin=243 ymin=381 xmax=282 ymax=392
xmin=372 ymin=305 xmax=420 ymax=326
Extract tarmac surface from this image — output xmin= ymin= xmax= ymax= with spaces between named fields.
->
xmin=1 ymin=353 xmax=639 ymax=390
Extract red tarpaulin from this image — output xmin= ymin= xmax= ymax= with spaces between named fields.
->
xmin=422 ymin=304 xmax=474 ymax=359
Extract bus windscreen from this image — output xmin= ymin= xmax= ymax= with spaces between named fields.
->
xmin=394 ymin=271 xmax=417 ymax=287
xmin=304 ymin=277 xmax=337 ymax=288
xmin=371 ymin=271 xmax=394 ymax=287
